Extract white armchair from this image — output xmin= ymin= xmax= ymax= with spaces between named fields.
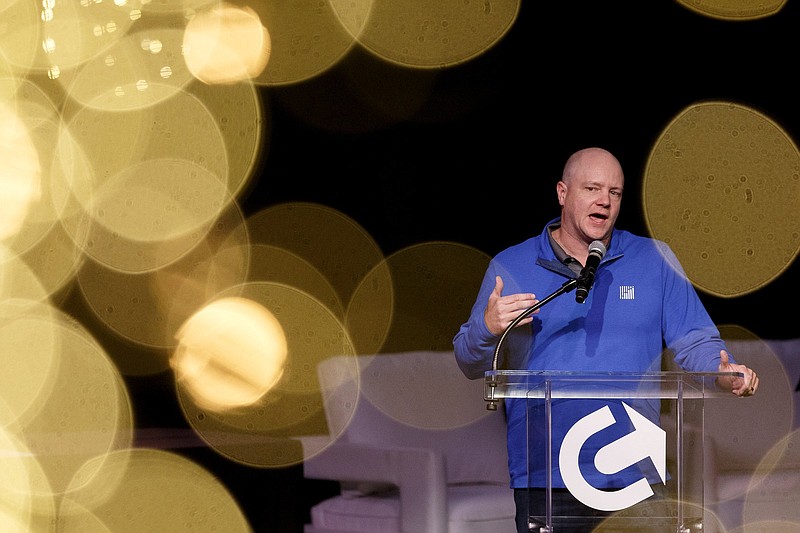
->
xmin=302 ymin=350 xmax=516 ymax=533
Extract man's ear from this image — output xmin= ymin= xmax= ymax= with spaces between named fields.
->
xmin=556 ymin=181 xmax=566 ymax=206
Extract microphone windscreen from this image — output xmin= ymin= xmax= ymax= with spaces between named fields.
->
xmin=588 ymin=240 xmax=606 ymax=258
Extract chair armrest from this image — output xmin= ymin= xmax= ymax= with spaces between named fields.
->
xmin=300 ymin=437 xmax=449 ymax=533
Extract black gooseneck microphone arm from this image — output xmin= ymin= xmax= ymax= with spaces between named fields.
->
xmin=486 ymin=277 xmax=578 ymax=410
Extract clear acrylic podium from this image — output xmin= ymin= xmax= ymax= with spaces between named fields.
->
xmin=484 ymin=369 xmax=740 ymax=533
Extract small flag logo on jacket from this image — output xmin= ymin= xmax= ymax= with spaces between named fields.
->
xmin=620 ymin=286 xmax=635 ymax=300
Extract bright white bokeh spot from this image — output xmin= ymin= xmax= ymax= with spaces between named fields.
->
xmin=183 ymin=3 xmax=271 ymax=84
xmin=172 ymin=296 xmax=288 ymax=411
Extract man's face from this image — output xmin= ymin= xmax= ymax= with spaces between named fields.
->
xmin=557 ymin=166 xmax=623 ymax=245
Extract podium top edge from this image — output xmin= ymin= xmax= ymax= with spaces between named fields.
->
xmin=484 ymin=370 xmax=744 ymax=378
xmin=483 ymin=370 xmax=744 ymax=399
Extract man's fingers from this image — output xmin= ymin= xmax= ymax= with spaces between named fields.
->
xmin=492 ymin=276 xmax=504 ymax=297
xmin=749 ymin=372 xmax=758 ymax=393
xmin=719 ymin=349 xmax=729 ymax=368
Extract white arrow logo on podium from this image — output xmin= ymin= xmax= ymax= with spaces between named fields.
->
xmin=558 ymin=402 xmax=666 ymax=511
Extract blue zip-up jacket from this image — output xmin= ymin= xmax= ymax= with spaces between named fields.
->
xmin=453 ymin=218 xmax=732 ymax=488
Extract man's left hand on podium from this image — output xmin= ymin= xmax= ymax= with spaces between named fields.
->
xmin=717 ymin=349 xmax=759 ymax=397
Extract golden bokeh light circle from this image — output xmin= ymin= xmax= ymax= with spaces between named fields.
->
xmin=643 ymin=101 xmax=800 ymax=297
xmin=675 ymin=0 xmax=786 ymax=21
xmin=593 ymin=497 xmax=724 ymax=532
xmin=173 ymin=296 xmax=288 ymax=411
xmin=333 ymin=0 xmax=521 ymax=69
xmin=243 ymin=0 xmax=359 ymax=86
xmin=346 ymin=241 xmax=490 ymax=354
xmin=176 ymin=282 xmax=355 ymax=468
xmin=741 ymin=429 xmax=800 ymax=528
xmin=59 ymin=448 xmax=251 ymax=532
xmin=246 ymin=202 xmax=385 ymax=321
xmin=7 ymin=307 xmax=134 ymax=497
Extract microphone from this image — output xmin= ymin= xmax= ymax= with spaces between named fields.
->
xmin=575 ymin=240 xmax=607 ymax=304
